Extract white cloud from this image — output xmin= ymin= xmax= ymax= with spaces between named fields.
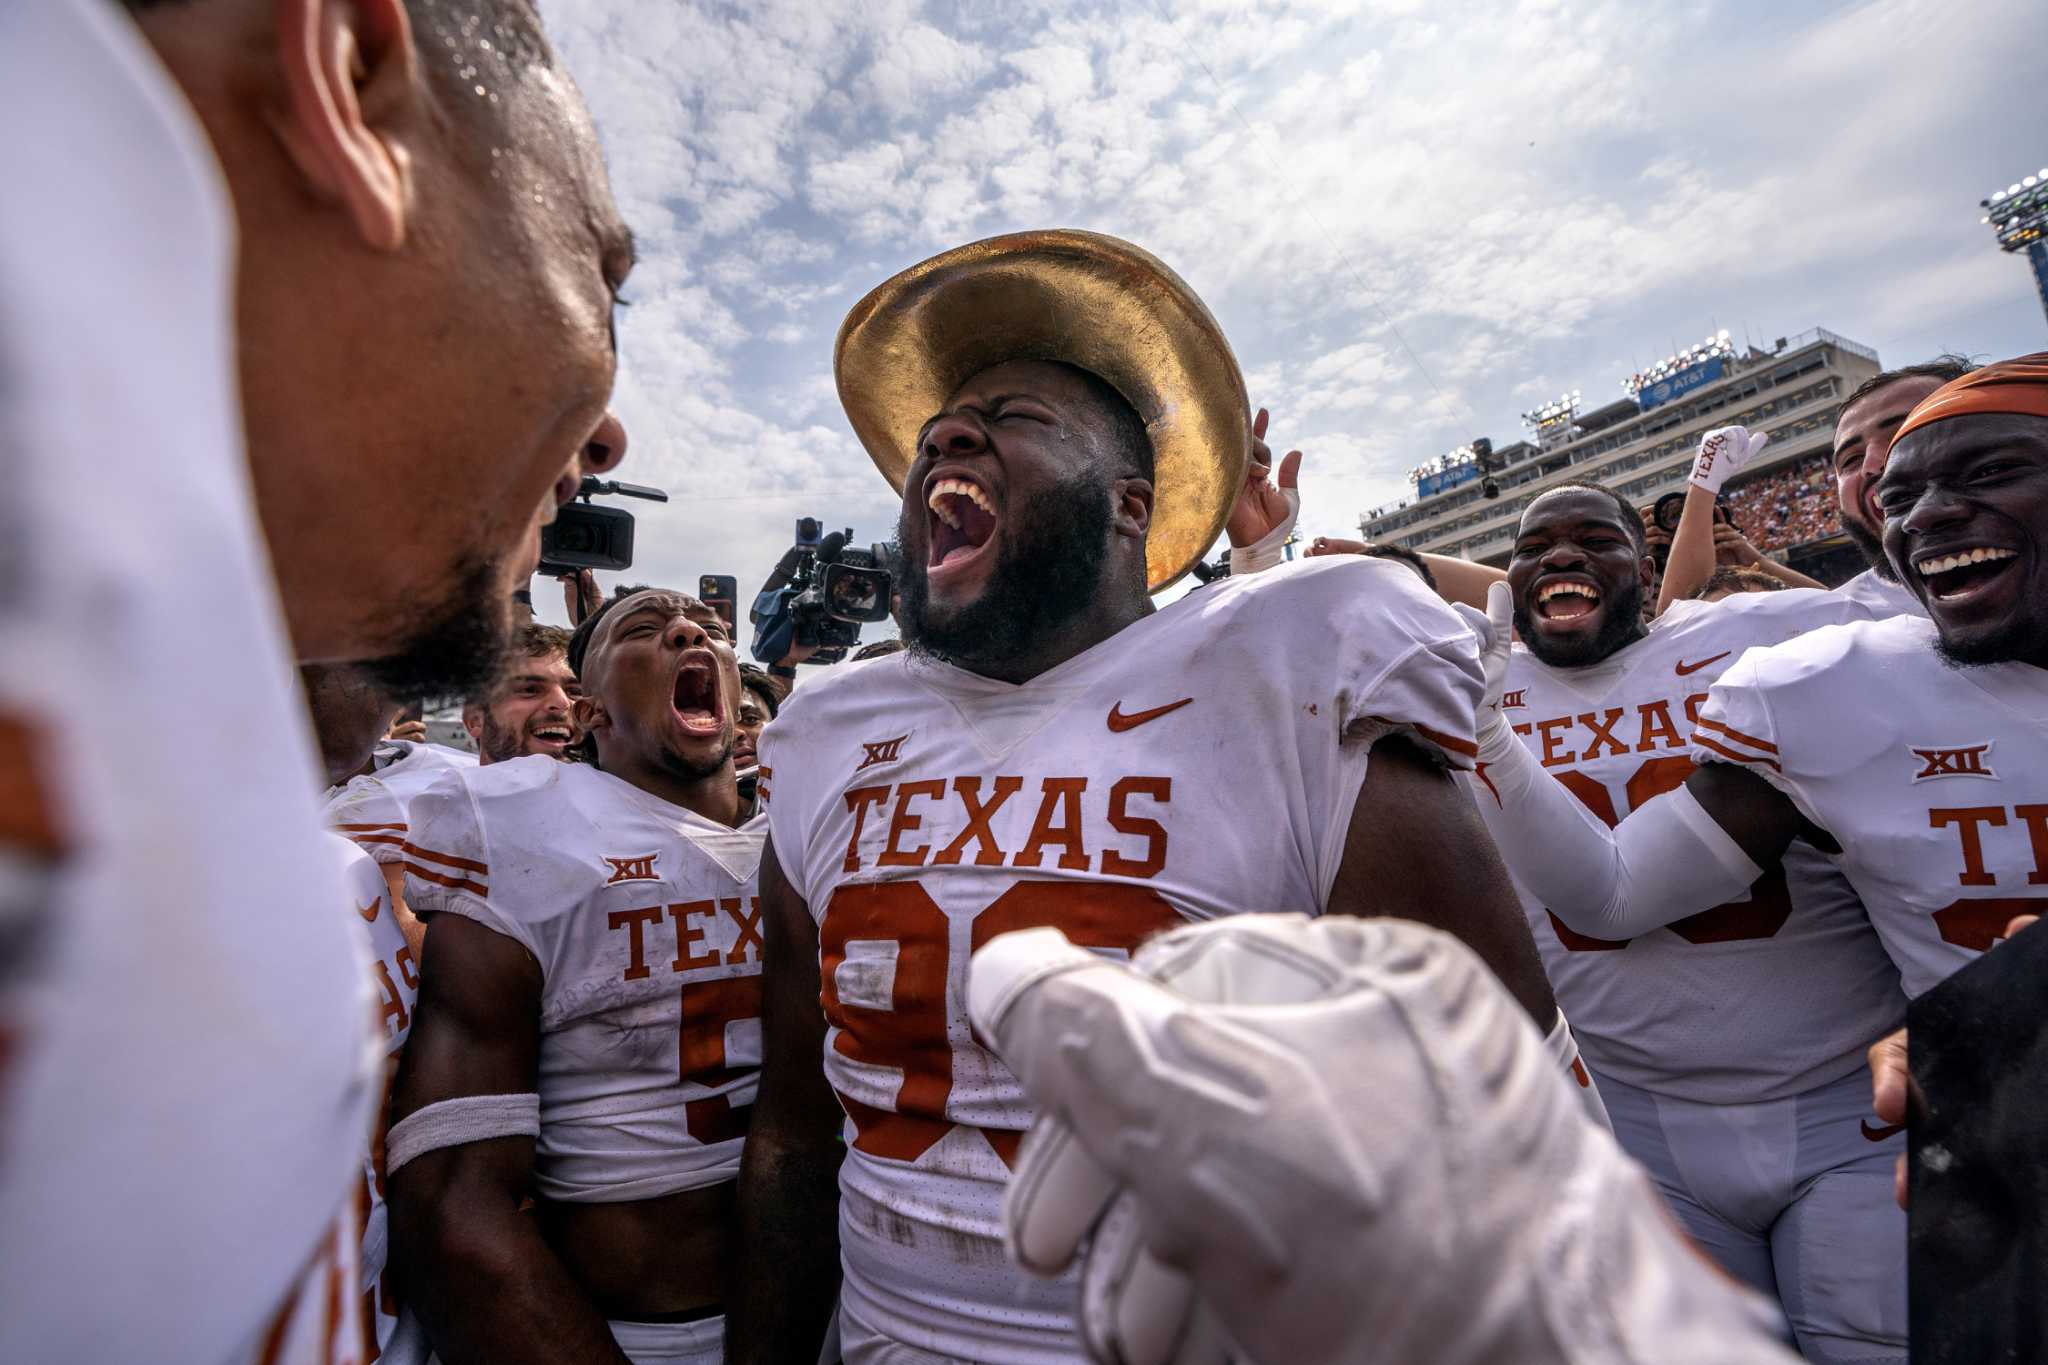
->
xmin=539 ymin=0 xmax=2048 ymax=646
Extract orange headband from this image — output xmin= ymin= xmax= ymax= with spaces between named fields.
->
xmin=1894 ymin=351 xmax=2048 ymax=443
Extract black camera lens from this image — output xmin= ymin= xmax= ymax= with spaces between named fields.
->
xmin=1652 ymin=492 xmax=1687 ymax=535
xmin=797 ymin=517 xmax=821 ymax=541
xmin=552 ymin=522 xmax=602 ymax=553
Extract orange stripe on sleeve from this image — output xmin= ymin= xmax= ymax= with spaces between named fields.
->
xmin=400 ymin=841 xmax=489 ymax=875
xmin=400 ymin=861 xmax=490 ymax=898
xmin=1694 ymin=716 xmax=1778 ymax=755
xmin=1692 ymin=731 xmax=1781 ymax=772
xmin=1412 ymin=723 xmax=1479 ymax=758
xmin=334 ymin=822 xmax=406 ymax=834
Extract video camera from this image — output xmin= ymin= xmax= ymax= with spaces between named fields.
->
xmin=538 ymin=476 xmax=670 ymax=577
xmin=750 ymin=518 xmax=896 ymax=666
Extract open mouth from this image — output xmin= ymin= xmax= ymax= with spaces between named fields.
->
xmin=926 ymin=474 xmax=999 ymax=574
xmin=1916 ymin=546 xmax=2018 ymax=604
xmin=1534 ymin=577 xmax=1602 ymax=623
xmin=527 ymin=722 xmax=574 ymax=752
xmin=671 ymin=651 xmax=724 ymax=737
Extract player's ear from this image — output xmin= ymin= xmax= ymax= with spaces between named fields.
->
xmin=1637 ymin=549 xmax=1657 ymax=594
xmin=573 ymin=694 xmax=607 ymax=739
xmin=461 ymin=703 xmax=483 ymax=743
xmin=267 ymin=0 xmax=419 ymax=252
xmin=1112 ymin=476 xmax=1153 ymax=541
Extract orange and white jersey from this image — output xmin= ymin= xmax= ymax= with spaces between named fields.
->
xmin=0 ymin=2 xmax=376 ymax=1361
xmin=403 ymin=758 xmax=763 ymax=1202
xmin=330 ymin=835 xmax=417 ymax=1355
xmin=1692 ymin=613 xmax=2048 ymax=998
xmin=760 ymin=555 xmax=1483 ymax=1362
xmin=1479 ymin=590 xmax=1906 ymax=1105
xmin=323 ymin=741 xmax=479 ymax=869
xmin=1834 ymin=566 xmax=1927 ymax=621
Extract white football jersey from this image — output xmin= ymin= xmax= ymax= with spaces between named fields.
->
xmin=404 ymin=758 xmax=764 ymax=1202
xmin=760 ymin=556 xmax=1484 ymax=1363
xmin=1692 ymin=614 xmax=2048 ymax=998
xmin=332 ymin=834 xmax=417 ymax=1353
xmin=324 ymin=741 xmax=479 ymax=868
xmin=0 ymin=4 xmax=374 ymax=1361
xmin=1481 ymin=590 xmax=1906 ymax=1104
xmin=1834 ymin=567 xmax=1926 ymax=621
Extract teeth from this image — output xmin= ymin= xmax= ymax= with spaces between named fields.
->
xmin=1537 ymin=581 xmax=1598 ymax=603
xmin=926 ymin=477 xmax=995 ymax=525
xmin=1917 ymin=547 xmax=2016 ymax=576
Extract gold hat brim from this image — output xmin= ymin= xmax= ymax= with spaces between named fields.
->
xmin=834 ymin=229 xmax=1250 ymax=592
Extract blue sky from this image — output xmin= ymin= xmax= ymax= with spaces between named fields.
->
xmin=539 ymin=0 xmax=2048 ymax=639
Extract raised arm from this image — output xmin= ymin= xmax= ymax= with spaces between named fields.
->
xmin=386 ymin=914 xmax=628 ymax=1365
xmin=1469 ymin=584 xmax=1813 ymax=939
xmin=1657 ymin=427 xmax=1772 ymax=613
xmin=724 ymin=838 xmax=844 ymax=1364
xmin=1328 ymin=733 xmax=1555 ymax=1025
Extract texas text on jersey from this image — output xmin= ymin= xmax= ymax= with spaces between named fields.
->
xmin=402 ymin=757 xmax=766 ymax=1204
xmin=1692 ymin=613 xmax=2048 ymax=997
xmin=760 ymin=555 xmax=1484 ymax=1362
xmin=1479 ymin=589 xmax=1905 ymax=1105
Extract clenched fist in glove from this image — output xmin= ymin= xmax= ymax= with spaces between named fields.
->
xmin=969 ymin=915 xmax=1793 ymax=1365
xmin=1687 ymin=425 xmax=1769 ymax=496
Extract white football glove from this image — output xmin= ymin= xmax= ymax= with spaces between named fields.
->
xmin=1453 ymin=581 xmax=1519 ymax=764
xmin=1687 ymin=425 xmax=1769 ymax=496
xmin=969 ymin=916 xmax=1794 ymax=1365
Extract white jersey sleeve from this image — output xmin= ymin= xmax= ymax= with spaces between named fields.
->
xmin=1690 ymin=616 xmax=2048 ymax=997
xmin=400 ymin=767 xmax=538 ymax=960
xmin=324 ymin=775 xmax=410 ymax=866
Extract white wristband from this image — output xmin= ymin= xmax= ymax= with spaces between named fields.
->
xmin=386 ymin=1092 xmax=540 ymax=1173
xmin=1232 ymin=488 xmax=1299 ymax=574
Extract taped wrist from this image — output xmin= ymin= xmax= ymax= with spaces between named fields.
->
xmin=1232 ymin=488 xmax=1300 ymax=574
xmin=386 ymin=1093 xmax=540 ymax=1174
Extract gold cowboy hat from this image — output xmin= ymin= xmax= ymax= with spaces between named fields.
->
xmin=834 ymin=229 xmax=1250 ymax=592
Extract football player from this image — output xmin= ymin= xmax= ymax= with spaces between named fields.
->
xmin=1474 ymin=477 xmax=1909 ymax=1359
xmin=387 ymin=590 xmax=763 ymax=1365
xmin=463 ymin=623 xmax=583 ymax=765
xmin=728 ymin=230 xmax=1559 ymax=1365
xmin=1469 ymin=354 xmax=2048 ymax=1247
xmin=1829 ymin=359 xmax=1976 ymax=618
xmin=2 ymin=0 xmax=629 ymax=1359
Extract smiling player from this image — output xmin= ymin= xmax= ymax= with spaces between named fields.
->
xmin=1478 ymin=478 xmax=1908 ymax=1359
xmin=1469 ymin=355 xmax=2048 ymax=1355
xmin=464 ymin=624 xmax=584 ymax=763
xmin=386 ymin=590 xmax=764 ymax=1364
xmin=727 ymin=231 xmax=1559 ymax=1365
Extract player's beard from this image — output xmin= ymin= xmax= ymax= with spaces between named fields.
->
xmin=477 ymin=709 xmax=526 ymax=764
xmin=659 ymin=734 xmax=735 ymax=781
xmin=1935 ymin=614 xmax=2048 ymax=672
xmin=1842 ymin=514 xmax=1900 ymax=582
xmin=357 ymin=556 xmax=509 ymax=703
xmin=1513 ymin=571 xmax=1648 ymax=669
xmin=896 ymin=471 xmax=1112 ymax=672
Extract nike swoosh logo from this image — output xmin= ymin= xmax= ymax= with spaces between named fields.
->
xmin=355 ymin=899 xmax=381 ymax=923
xmin=1675 ymin=651 xmax=1732 ymax=676
xmin=1861 ymin=1120 xmax=1905 ymax=1142
xmin=1107 ymin=697 xmax=1195 ymax=732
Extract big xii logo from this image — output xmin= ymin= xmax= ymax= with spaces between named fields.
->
xmin=1911 ymin=742 xmax=1997 ymax=782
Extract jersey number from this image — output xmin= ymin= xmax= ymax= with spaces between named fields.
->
xmin=1545 ymin=757 xmax=1794 ymax=951
xmin=678 ymin=976 xmax=763 ymax=1144
xmin=818 ymin=880 xmax=1182 ymax=1165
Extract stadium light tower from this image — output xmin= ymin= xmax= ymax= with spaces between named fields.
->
xmin=1982 ymin=166 xmax=2048 ymax=326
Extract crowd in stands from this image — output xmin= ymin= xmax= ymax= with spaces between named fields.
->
xmin=1721 ymin=451 xmax=1839 ymax=553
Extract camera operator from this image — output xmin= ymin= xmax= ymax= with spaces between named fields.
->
xmin=748 ymin=518 xmax=896 ymax=678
